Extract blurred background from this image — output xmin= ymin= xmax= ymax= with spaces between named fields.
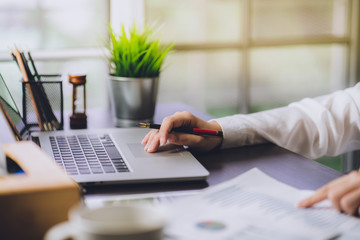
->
xmin=0 ymin=0 xmax=359 ymax=172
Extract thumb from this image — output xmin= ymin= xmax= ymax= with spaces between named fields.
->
xmin=168 ymin=132 xmax=202 ymax=147
xmin=168 ymin=132 xmax=222 ymax=152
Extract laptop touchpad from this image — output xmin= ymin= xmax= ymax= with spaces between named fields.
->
xmin=127 ymin=143 xmax=185 ymax=158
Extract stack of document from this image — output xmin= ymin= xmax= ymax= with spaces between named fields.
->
xmin=85 ymin=168 xmax=360 ymax=239
xmin=165 ymin=168 xmax=360 ymax=240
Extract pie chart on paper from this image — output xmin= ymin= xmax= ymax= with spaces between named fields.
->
xmin=196 ymin=220 xmax=226 ymax=231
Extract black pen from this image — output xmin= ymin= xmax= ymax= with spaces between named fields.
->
xmin=137 ymin=122 xmax=223 ymax=137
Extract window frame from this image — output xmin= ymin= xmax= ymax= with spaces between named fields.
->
xmin=157 ymin=0 xmax=360 ymax=114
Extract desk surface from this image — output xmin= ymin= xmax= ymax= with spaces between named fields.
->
xmin=80 ymin=103 xmax=343 ymax=196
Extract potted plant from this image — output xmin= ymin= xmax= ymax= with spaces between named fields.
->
xmin=107 ymin=23 xmax=174 ymax=127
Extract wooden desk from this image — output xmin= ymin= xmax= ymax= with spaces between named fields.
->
xmin=81 ymin=102 xmax=343 ymax=197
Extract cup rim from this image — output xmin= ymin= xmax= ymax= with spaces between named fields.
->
xmin=69 ymin=204 xmax=167 ymax=235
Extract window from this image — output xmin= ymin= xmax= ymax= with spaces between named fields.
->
xmin=146 ymin=0 xmax=359 ymax=117
xmin=145 ymin=0 xmax=360 ymax=171
xmin=1 ymin=0 xmax=358 ymax=116
xmin=0 ymin=0 xmax=109 ymax=110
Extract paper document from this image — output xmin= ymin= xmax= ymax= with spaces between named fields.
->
xmin=165 ymin=168 xmax=360 ymax=240
xmin=84 ymin=190 xmax=200 ymax=209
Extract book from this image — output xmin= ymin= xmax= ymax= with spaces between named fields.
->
xmin=11 ymin=48 xmax=46 ymax=131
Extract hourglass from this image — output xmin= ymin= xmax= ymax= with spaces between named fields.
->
xmin=69 ymin=74 xmax=87 ymax=129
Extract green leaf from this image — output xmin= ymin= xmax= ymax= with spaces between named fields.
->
xmin=107 ymin=23 xmax=174 ymax=78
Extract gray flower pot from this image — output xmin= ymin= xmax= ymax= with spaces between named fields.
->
xmin=109 ymin=75 xmax=159 ymax=127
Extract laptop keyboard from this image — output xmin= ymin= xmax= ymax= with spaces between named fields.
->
xmin=49 ymin=134 xmax=129 ymax=175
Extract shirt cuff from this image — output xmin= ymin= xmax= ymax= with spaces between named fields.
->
xmin=211 ymin=115 xmax=267 ymax=149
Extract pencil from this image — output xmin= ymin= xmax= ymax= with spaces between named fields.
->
xmin=137 ymin=123 xmax=223 ymax=137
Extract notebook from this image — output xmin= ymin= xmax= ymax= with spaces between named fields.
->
xmin=0 ymin=74 xmax=209 ymax=185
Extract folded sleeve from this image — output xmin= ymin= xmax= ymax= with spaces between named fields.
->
xmin=213 ymin=83 xmax=360 ymax=159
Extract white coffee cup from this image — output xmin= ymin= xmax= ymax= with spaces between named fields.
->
xmin=45 ymin=204 xmax=167 ymax=240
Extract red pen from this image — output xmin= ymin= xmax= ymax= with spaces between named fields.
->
xmin=137 ymin=123 xmax=223 ymax=137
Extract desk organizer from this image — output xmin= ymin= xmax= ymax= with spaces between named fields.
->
xmin=22 ymin=74 xmax=64 ymax=131
xmin=0 ymin=141 xmax=81 ymax=240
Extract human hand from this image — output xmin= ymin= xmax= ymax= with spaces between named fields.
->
xmin=142 ymin=111 xmax=223 ymax=153
xmin=298 ymin=171 xmax=360 ymax=216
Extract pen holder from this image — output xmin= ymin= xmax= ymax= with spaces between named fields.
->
xmin=22 ymin=75 xmax=64 ymax=131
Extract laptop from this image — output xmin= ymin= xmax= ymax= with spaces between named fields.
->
xmin=0 ymin=74 xmax=209 ymax=185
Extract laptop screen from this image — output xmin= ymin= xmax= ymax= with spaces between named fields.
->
xmin=0 ymin=74 xmax=28 ymax=140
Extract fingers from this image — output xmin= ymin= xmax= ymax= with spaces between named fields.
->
xmin=157 ymin=116 xmax=176 ymax=146
xmin=298 ymin=186 xmax=328 ymax=208
xmin=141 ymin=111 xmax=223 ymax=153
xmin=143 ymin=129 xmax=162 ymax=153
xmin=299 ymin=176 xmax=348 ymax=211
xmin=157 ymin=111 xmax=197 ymax=145
xmin=168 ymin=132 xmax=201 ymax=146
xmin=144 ymin=130 xmax=207 ymax=153
xmin=340 ymin=187 xmax=360 ymax=215
xmin=142 ymin=111 xmax=200 ymax=152
xmin=168 ymin=132 xmax=222 ymax=152
xmin=141 ymin=130 xmax=152 ymax=145
xmin=298 ymin=171 xmax=360 ymax=216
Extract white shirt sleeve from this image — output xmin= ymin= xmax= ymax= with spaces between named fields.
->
xmin=214 ymin=83 xmax=360 ymax=159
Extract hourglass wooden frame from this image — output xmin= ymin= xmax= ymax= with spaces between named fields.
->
xmin=69 ymin=74 xmax=87 ymax=129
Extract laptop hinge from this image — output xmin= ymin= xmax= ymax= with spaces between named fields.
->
xmin=30 ymin=136 xmax=41 ymax=147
